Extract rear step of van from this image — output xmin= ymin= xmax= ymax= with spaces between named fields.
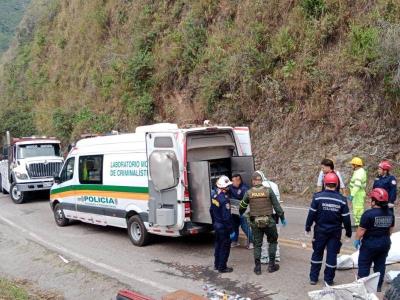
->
xmin=180 ymin=222 xmax=212 ymax=236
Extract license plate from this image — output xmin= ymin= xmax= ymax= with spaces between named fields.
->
xmin=44 ymin=182 xmax=53 ymax=187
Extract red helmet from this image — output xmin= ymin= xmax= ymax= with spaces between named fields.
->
xmin=368 ymin=188 xmax=389 ymax=202
xmin=378 ymin=161 xmax=392 ymax=171
xmin=324 ymin=172 xmax=339 ymax=185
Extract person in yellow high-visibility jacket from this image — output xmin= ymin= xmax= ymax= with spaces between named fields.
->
xmin=348 ymin=157 xmax=367 ymax=226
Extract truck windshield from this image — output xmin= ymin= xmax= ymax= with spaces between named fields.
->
xmin=17 ymin=144 xmax=61 ymax=159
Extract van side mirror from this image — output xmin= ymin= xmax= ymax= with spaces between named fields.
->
xmin=53 ymin=172 xmax=61 ymax=184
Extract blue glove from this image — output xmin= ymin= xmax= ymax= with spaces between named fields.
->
xmin=281 ymin=219 xmax=287 ymax=227
xmin=348 ymin=195 xmax=353 ymax=202
xmin=230 ymin=232 xmax=236 ymax=241
xmin=353 ymin=240 xmax=361 ymax=250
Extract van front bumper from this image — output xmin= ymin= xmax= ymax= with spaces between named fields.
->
xmin=16 ymin=181 xmax=53 ymax=192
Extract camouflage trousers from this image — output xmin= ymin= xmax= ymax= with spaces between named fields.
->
xmin=250 ymin=220 xmax=278 ymax=261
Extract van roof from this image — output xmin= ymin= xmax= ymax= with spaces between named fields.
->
xmin=75 ymin=124 xmax=235 ymax=148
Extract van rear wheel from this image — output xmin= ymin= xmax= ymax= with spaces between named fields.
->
xmin=53 ymin=203 xmax=69 ymax=227
xmin=10 ymin=183 xmax=25 ymax=204
xmin=127 ymin=215 xmax=150 ymax=247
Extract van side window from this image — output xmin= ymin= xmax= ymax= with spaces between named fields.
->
xmin=60 ymin=158 xmax=75 ymax=183
xmin=154 ymin=137 xmax=173 ymax=148
xmin=79 ymin=155 xmax=103 ymax=184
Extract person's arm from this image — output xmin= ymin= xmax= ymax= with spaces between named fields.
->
xmin=270 ymin=189 xmax=284 ymax=218
xmin=355 ymin=227 xmax=367 ymax=240
xmin=341 ymin=201 xmax=352 ymax=238
xmin=337 ymin=172 xmax=346 ymax=196
xmin=389 ymin=177 xmax=397 ymax=203
xmin=350 ymin=173 xmax=362 ymax=196
xmin=356 ymin=212 xmax=369 ymax=240
xmin=390 ymin=214 xmax=395 ymax=235
xmin=305 ymin=196 xmax=318 ymax=232
xmin=316 ymin=171 xmax=323 ymax=192
xmin=221 ymin=199 xmax=233 ymax=232
xmin=239 ymin=192 xmax=249 ymax=215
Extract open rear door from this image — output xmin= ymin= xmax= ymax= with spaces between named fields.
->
xmin=233 ymin=127 xmax=252 ymax=156
xmin=146 ymin=133 xmax=180 ymax=226
xmin=187 ymin=161 xmax=212 ymax=224
xmin=230 ymin=156 xmax=255 ymax=187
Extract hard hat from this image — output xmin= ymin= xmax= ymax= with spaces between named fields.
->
xmin=368 ymin=188 xmax=388 ymax=202
xmin=350 ymin=157 xmax=363 ymax=166
xmin=323 ymin=172 xmax=339 ymax=185
xmin=252 ymin=171 xmax=263 ymax=181
xmin=216 ymin=175 xmax=232 ymax=189
xmin=378 ymin=160 xmax=392 ymax=171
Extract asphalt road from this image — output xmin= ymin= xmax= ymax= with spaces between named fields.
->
xmin=0 ymin=193 xmax=399 ymax=300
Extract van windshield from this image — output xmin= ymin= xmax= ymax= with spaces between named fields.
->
xmin=17 ymin=144 xmax=61 ymax=159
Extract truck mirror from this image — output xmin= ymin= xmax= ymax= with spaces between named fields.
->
xmin=149 ymin=150 xmax=179 ymax=191
xmin=2 ymin=147 xmax=8 ymax=160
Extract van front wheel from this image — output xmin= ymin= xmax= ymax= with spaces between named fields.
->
xmin=127 ymin=215 xmax=150 ymax=247
xmin=53 ymin=203 xmax=69 ymax=227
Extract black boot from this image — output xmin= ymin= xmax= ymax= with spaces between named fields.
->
xmin=268 ymin=260 xmax=280 ymax=273
xmin=254 ymin=259 xmax=261 ymax=275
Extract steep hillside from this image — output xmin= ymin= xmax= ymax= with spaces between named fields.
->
xmin=0 ymin=0 xmax=30 ymax=53
xmin=0 ymin=0 xmax=399 ymax=192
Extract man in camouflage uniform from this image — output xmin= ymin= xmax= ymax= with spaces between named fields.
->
xmin=239 ymin=171 xmax=287 ymax=275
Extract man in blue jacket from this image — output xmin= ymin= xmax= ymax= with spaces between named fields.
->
xmin=373 ymin=161 xmax=397 ymax=212
xmin=229 ymin=174 xmax=252 ymax=248
xmin=305 ymin=173 xmax=352 ymax=285
xmin=210 ymin=175 xmax=234 ymax=273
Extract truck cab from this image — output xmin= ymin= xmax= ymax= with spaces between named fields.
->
xmin=0 ymin=134 xmax=63 ymax=204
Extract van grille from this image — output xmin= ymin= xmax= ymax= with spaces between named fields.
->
xmin=27 ymin=162 xmax=62 ymax=178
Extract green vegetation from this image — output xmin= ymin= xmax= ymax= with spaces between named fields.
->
xmin=0 ymin=278 xmax=29 ymax=300
xmin=0 ymin=0 xmax=30 ymax=53
xmin=0 ymin=0 xmax=399 ymax=146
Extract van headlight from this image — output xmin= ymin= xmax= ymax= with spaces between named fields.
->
xmin=15 ymin=172 xmax=29 ymax=180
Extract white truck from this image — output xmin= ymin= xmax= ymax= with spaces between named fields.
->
xmin=0 ymin=132 xmax=64 ymax=204
xmin=50 ymin=123 xmax=255 ymax=246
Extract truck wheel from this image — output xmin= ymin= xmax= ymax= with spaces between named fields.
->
xmin=385 ymin=274 xmax=400 ymax=300
xmin=127 ymin=215 xmax=150 ymax=246
xmin=10 ymin=183 xmax=25 ymax=204
xmin=53 ymin=203 xmax=69 ymax=227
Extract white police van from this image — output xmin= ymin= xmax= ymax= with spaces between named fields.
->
xmin=50 ymin=123 xmax=254 ymax=246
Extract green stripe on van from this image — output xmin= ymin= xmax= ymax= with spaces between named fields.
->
xmin=50 ymin=184 xmax=148 ymax=195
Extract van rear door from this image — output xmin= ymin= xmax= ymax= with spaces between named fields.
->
xmin=230 ymin=156 xmax=255 ymax=215
xmin=145 ymin=133 xmax=180 ymax=226
xmin=233 ymin=127 xmax=252 ymax=155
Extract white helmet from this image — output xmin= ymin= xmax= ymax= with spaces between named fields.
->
xmin=216 ymin=175 xmax=232 ymax=189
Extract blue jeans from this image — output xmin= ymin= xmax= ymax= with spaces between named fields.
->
xmin=232 ymin=215 xmax=253 ymax=243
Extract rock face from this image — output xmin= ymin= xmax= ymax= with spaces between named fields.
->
xmin=0 ymin=1 xmax=399 ymax=192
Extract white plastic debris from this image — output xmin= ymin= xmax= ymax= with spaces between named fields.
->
xmin=58 ymin=255 xmax=69 ymax=264
xmin=338 ymin=231 xmax=400 ymax=270
xmin=202 ymin=284 xmax=250 ymax=300
xmin=386 ymin=271 xmax=400 ymax=283
xmin=308 ymin=273 xmax=380 ymax=300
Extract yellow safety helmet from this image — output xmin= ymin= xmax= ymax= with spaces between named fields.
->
xmin=350 ymin=157 xmax=363 ymax=166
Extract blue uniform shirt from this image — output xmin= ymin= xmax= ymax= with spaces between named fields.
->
xmin=210 ymin=191 xmax=233 ymax=232
xmin=305 ymin=190 xmax=352 ymax=236
xmin=229 ymin=183 xmax=249 ymax=200
xmin=373 ymin=175 xmax=397 ymax=204
xmin=360 ymin=207 xmax=395 ymax=239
